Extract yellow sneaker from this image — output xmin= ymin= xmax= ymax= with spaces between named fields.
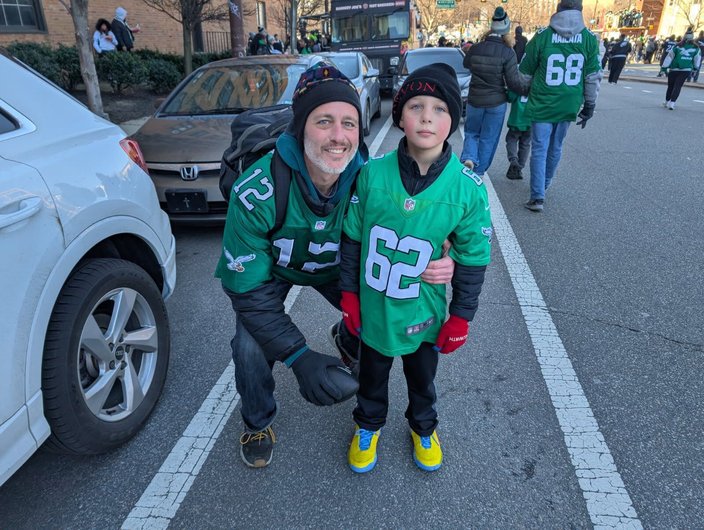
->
xmin=411 ymin=430 xmax=442 ymax=471
xmin=348 ymin=425 xmax=380 ymax=473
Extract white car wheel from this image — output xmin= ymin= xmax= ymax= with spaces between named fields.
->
xmin=42 ymin=259 xmax=170 ymax=454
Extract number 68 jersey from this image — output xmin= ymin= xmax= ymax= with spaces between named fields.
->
xmin=343 ymin=151 xmax=492 ymax=356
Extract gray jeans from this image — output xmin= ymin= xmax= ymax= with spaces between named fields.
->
xmin=505 ymin=127 xmax=531 ymax=169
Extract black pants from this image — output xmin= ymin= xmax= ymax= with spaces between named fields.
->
xmin=609 ymin=58 xmax=626 ymax=83
xmin=353 ymin=341 xmax=438 ymax=436
xmin=666 ymin=71 xmax=689 ymax=102
xmin=505 ymin=127 xmax=531 ymax=168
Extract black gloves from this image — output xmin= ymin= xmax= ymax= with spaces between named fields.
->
xmin=290 ymin=348 xmax=344 ymax=406
xmin=576 ymin=103 xmax=595 ymax=129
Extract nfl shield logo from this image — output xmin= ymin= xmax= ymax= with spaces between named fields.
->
xmin=314 ymin=220 xmax=326 ymax=230
xmin=404 ymin=198 xmax=416 ymax=211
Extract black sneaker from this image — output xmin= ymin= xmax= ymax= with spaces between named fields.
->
xmin=506 ymin=163 xmax=523 ymax=180
xmin=328 ymin=321 xmax=360 ymax=376
xmin=239 ymin=426 xmax=275 ymax=468
xmin=524 ymin=199 xmax=544 ymax=212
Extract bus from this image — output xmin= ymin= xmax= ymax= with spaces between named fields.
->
xmin=330 ymin=0 xmax=419 ymax=91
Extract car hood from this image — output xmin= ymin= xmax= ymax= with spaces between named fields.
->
xmin=131 ymin=115 xmax=234 ymax=163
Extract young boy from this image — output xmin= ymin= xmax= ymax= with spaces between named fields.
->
xmin=505 ymin=91 xmax=531 ymax=180
xmin=338 ymin=64 xmax=492 ymax=473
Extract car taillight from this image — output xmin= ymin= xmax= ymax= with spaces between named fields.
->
xmin=120 ymin=138 xmax=149 ymax=175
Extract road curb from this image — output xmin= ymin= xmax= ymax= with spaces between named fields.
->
xmin=618 ymin=75 xmax=704 ymax=89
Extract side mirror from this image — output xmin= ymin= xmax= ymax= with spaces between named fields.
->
xmin=365 ymin=67 xmax=380 ymax=78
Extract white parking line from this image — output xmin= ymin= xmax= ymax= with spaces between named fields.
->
xmin=121 ymin=286 xmax=302 ymax=530
xmin=482 ymin=174 xmax=642 ymax=528
xmin=121 ymin=119 xmax=394 ymax=529
xmin=641 ymin=90 xmax=652 ymax=93
xmin=694 ymin=100 xmax=704 ymax=104
xmin=623 ymin=86 xmax=633 ymax=89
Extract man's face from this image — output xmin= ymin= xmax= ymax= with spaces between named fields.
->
xmin=303 ymin=101 xmax=359 ymax=176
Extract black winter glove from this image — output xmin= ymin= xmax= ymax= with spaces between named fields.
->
xmin=290 ymin=348 xmax=344 ymax=406
xmin=576 ymin=103 xmax=595 ymax=129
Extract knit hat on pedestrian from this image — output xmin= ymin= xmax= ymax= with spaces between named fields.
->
xmin=290 ymin=63 xmax=363 ymax=147
xmin=556 ymin=0 xmax=583 ymax=12
xmin=491 ymin=7 xmax=511 ymax=35
xmin=684 ymin=28 xmax=694 ymax=41
xmin=392 ymin=63 xmax=462 ymax=139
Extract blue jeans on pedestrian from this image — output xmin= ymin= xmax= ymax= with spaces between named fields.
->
xmin=225 ymin=277 xmax=350 ymax=432
xmin=529 ymin=121 xmax=571 ymax=200
xmin=460 ymin=102 xmax=507 ymax=175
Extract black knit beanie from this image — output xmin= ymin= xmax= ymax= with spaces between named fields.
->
xmin=392 ymin=63 xmax=461 ymax=138
xmin=557 ymin=0 xmax=583 ymax=11
xmin=290 ymin=63 xmax=363 ymax=147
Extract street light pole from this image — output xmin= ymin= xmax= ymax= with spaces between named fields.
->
xmin=290 ymin=0 xmax=299 ymax=54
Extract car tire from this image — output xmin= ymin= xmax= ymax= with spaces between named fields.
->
xmin=373 ymin=99 xmax=381 ymax=119
xmin=363 ymin=103 xmax=371 ymax=137
xmin=42 ymin=258 xmax=170 ymax=455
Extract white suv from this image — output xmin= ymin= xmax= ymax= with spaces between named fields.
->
xmin=0 ymin=51 xmax=176 ymax=486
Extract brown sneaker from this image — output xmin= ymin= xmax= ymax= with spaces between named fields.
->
xmin=462 ymin=160 xmax=475 ymax=170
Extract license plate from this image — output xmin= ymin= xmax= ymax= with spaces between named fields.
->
xmin=165 ymin=190 xmax=208 ymax=213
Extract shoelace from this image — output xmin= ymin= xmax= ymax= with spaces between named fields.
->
xmin=240 ymin=427 xmax=275 ymax=445
xmin=420 ymin=436 xmax=432 ymax=449
xmin=357 ymin=429 xmax=375 ymax=450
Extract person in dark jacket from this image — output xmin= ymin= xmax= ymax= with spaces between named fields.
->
xmin=215 ymin=64 xmax=455 ymax=469
xmin=608 ymin=34 xmax=631 ymax=84
xmin=460 ymin=7 xmax=530 ymax=176
xmin=514 ymin=25 xmax=527 ymax=63
xmin=111 ymin=7 xmax=139 ymax=52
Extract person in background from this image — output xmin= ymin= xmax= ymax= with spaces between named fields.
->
xmin=607 ymin=34 xmax=631 ymax=84
xmin=690 ymin=31 xmax=704 ymax=82
xmin=93 ymin=19 xmax=118 ymax=55
xmin=644 ymin=36 xmax=656 ymax=64
xmin=459 ymin=6 xmax=530 ymax=176
xmin=272 ymin=34 xmax=284 ymax=53
xmin=514 ymin=25 xmax=527 ymax=63
xmin=657 ymin=34 xmax=677 ymax=76
xmin=660 ymin=29 xmax=701 ymax=109
xmin=268 ymin=35 xmax=282 ymax=54
xmin=112 ymin=7 xmax=139 ymax=52
xmin=519 ymin=0 xmax=602 ymax=212
xmin=504 ymin=90 xmax=530 ymax=180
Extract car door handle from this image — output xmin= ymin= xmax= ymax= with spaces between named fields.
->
xmin=0 ymin=196 xmax=42 ymax=230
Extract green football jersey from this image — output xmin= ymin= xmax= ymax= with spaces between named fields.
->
xmin=343 ymin=152 xmax=492 ymax=357
xmin=215 ymin=152 xmax=349 ymax=293
xmin=520 ymin=26 xmax=600 ymax=123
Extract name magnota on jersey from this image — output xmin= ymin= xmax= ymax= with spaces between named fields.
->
xmin=552 ymin=33 xmax=583 ymax=44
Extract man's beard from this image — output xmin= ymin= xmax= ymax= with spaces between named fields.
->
xmin=304 ymin=137 xmax=356 ymax=175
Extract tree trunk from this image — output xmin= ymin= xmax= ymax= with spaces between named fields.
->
xmin=228 ymin=0 xmax=246 ymax=57
xmin=183 ymin=23 xmax=193 ymax=76
xmin=70 ymin=0 xmax=106 ymax=117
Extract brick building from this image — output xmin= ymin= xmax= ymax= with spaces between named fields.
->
xmin=0 ymin=0 xmax=285 ymax=55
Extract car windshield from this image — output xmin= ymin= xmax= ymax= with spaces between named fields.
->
xmin=161 ymin=63 xmax=308 ymax=116
xmin=328 ymin=55 xmax=359 ymax=79
xmin=404 ymin=51 xmax=469 ymax=75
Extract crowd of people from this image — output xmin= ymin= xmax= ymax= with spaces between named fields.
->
xmin=92 ymin=7 xmax=139 ymax=55
xmin=246 ymin=27 xmax=331 ymax=56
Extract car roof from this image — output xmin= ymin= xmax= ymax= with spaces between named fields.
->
xmin=204 ymin=55 xmax=311 ymax=69
xmin=405 ymin=47 xmax=462 ymax=55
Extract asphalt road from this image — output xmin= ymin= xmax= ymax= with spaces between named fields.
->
xmin=0 ymin=80 xmax=702 ymax=529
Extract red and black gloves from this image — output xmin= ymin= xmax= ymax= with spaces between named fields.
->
xmin=340 ymin=291 xmax=362 ymax=336
xmin=434 ymin=315 xmax=469 ymax=354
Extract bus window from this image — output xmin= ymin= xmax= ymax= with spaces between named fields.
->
xmin=332 ymin=14 xmax=368 ymax=43
xmin=371 ymin=12 xmax=409 ymax=40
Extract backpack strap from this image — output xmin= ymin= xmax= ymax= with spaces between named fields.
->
xmin=268 ymin=149 xmax=291 ymax=238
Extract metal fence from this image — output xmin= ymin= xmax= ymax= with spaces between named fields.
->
xmin=201 ymin=31 xmax=231 ymax=53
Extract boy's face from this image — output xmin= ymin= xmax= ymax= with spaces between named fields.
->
xmin=399 ymin=95 xmax=452 ymax=152
xmin=303 ymin=101 xmax=360 ymax=176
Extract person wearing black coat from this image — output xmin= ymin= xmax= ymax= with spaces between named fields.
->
xmin=459 ymin=7 xmax=530 ymax=176
xmin=514 ymin=25 xmax=527 ymax=63
xmin=608 ymin=34 xmax=631 ymax=84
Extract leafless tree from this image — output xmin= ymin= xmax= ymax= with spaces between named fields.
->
xmin=673 ymin=0 xmax=703 ymax=32
xmin=141 ymin=0 xmax=229 ymax=75
xmin=57 ymin=0 xmax=105 ymax=117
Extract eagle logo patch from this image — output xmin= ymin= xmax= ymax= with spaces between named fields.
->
xmin=224 ymin=248 xmax=256 ymax=272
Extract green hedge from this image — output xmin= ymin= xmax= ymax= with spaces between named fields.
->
xmin=5 ymin=42 xmax=234 ymax=94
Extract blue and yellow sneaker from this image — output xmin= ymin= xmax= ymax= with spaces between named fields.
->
xmin=348 ymin=425 xmax=380 ymax=473
xmin=411 ymin=430 xmax=442 ymax=471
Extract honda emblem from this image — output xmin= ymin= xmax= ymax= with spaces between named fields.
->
xmin=180 ymin=165 xmax=199 ymax=181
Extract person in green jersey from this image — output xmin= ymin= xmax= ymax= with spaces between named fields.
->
xmin=504 ymin=90 xmax=531 ymax=180
xmin=660 ymin=29 xmax=701 ymax=110
xmin=339 ymin=64 xmax=492 ymax=473
xmin=215 ymin=64 xmax=455 ymax=469
xmin=519 ymin=0 xmax=602 ymax=212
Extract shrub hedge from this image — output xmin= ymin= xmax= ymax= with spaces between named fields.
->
xmin=5 ymin=42 xmax=233 ymax=94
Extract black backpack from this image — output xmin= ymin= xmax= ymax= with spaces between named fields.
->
xmin=219 ymin=105 xmax=293 ymax=234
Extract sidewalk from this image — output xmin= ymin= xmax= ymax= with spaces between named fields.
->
xmin=120 ymin=117 xmax=149 ymax=136
xmin=617 ymin=63 xmax=704 ymax=89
